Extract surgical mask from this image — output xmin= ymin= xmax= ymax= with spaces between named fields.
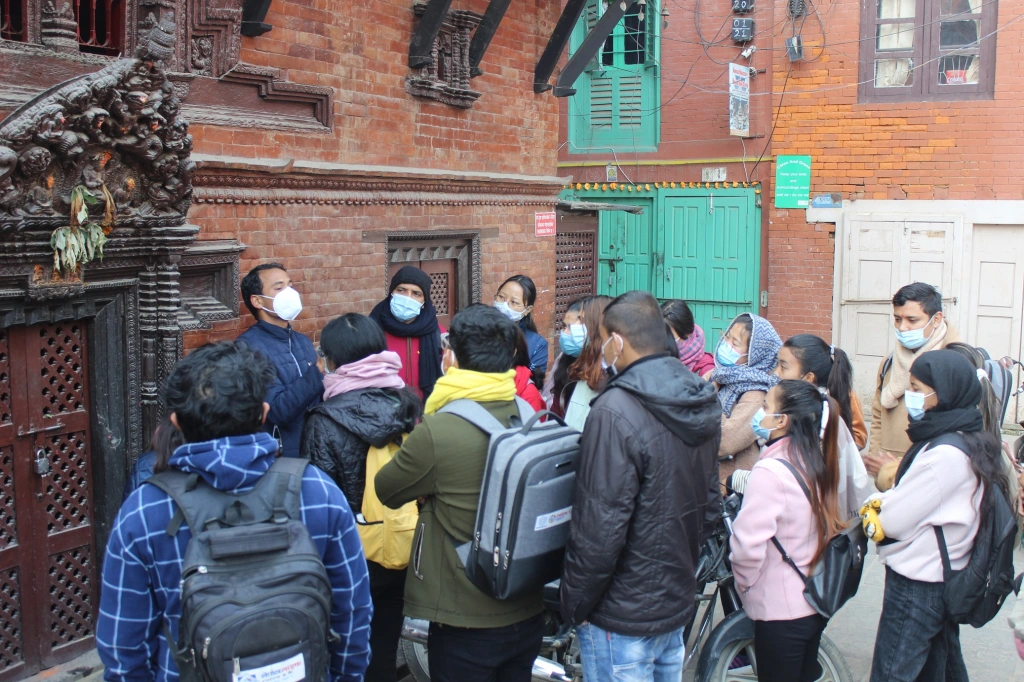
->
xmin=495 ymin=301 xmax=525 ymax=322
xmin=750 ymin=407 xmax=783 ymax=441
xmin=601 ymin=334 xmax=622 ymax=376
xmin=894 ymin=315 xmax=936 ymax=350
xmin=559 ymin=324 xmax=588 ymax=357
xmin=390 ymin=293 xmax=423 ymax=322
xmin=260 ymin=286 xmax=302 ymax=322
xmin=716 ymin=338 xmax=747 ymax=367
xmin=904 ymin=390 xmax=935 ymax=421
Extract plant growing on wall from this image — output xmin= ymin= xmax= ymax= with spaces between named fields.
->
xmin=50 ymin=184 xmax=115 ymax=275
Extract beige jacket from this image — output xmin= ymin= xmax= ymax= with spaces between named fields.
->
xmin=870 ymin=326 xmax=960 ymax=490
xmin=718 ymin=390 xmax=765 ymax=484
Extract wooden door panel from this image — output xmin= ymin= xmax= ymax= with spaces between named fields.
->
xmin=0 ymin=327 xmax=25 ymax=682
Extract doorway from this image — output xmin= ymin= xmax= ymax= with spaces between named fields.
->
xmin=0 ymin=322 xmax=96 ymax=681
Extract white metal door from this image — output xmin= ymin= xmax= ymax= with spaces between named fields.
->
xmin=838 ymin=214 xmax=960 ymax=408
xmin=966 ymin=224 xmax=1024 ymax=423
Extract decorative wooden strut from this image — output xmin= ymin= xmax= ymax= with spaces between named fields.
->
xmin=0 ymin=12 xmax=193 ymax=231
xmin=405 ymin=2 xmax=482 ymax=109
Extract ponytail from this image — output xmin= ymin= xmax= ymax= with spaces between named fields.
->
xmin=775 ymin=380 xmax=845 ymax=566
xmin=783 ymin=334 xmax=855 ymax=434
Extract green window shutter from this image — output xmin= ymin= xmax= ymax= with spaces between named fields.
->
xmin=568 ymin=0 xmax=659 ymax=153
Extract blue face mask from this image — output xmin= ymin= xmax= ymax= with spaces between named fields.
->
xmin=904 ymin=390 xmax=934 ymax=421
xmin=894 ymin=315 xmax=936 ymax=350
xmin=716 ymin=338 xmax=747 ymax=367
xmin=390 ymin=293 xmax=423 ymax=322
xmin=559 ymin=324 xmax=588 ymax=357
xmin=750 ymin=407 xmax=783 ymax=441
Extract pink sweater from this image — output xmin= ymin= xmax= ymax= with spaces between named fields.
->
xmin=730 ymin=439 xmax=819 ymax=621
xmin=872 ymin=443 xmax=982 ymax=583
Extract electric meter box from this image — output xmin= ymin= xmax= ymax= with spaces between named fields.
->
xmin=732 ymin=18 xmax=754 ymax=42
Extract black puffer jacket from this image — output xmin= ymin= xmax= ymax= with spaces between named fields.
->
xmin=300 ymin=388 xmax=418 ymax=511
xmin=560 ymin=354 xmax=722 ymax=635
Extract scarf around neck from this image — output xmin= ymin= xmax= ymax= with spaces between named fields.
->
xmin=322 ymin=350 xmax=406 ymax=400
xmin=708 ymin=313 xmax=782 ymax=416
xmin=881 ymin=319 xmax=949 ymax=410
xmin=424 ymin=367 xmax=516 ymax=415
xmin=677 ymin=324 xmax=707 ymax=372
xmin=368 ymin=265 xmax=442 ymax=396
xmin=895 ymin=350 xmax=985 ymax=484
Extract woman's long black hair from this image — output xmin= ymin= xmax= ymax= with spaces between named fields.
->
xmin=550 ymin=297 xmax=588 ymax=415
xmin=774 ymin=380 xmax=845 ymax=565
xmin=783 ymin=334 xmax=855 ymax=435
xmin=500 ymin=274 xmax=539 ymax=333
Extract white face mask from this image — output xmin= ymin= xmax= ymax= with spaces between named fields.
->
xmin=260 ymin=286 xmax=303 ymax=322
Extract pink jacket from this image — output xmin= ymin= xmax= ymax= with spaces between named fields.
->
xmin=729 ymin=438 xmax=819 ymax=621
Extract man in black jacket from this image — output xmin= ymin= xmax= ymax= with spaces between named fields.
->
xmin=560 ymin=290 xmax=722 ymax=681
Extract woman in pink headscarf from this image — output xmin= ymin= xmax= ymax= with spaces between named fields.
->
xmin=662 ymin=300 xmax=716 ymax=378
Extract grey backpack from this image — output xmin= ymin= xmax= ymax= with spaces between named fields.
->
xmin=147 ymin=457 xmax=335 ymax=682
xmin=439 ymin=398 xmax=581 ymax=600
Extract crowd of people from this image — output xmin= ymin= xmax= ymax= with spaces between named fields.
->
xmin=94 ymin=263 xmax=1022 ymax=682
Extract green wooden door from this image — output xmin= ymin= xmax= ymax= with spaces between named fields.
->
xmin=597 ymin=199 xmax=654 ymax=297
xmin=659 ymin=195 xmax=760 ymax=350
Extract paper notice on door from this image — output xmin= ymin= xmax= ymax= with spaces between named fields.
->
xmin=535 ymin=506 xmax=572 ymax=531
xmin=232 ymin=653 xmax=306 ymax=682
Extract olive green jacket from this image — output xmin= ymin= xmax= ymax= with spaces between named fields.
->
xmin=374 ymin=400 xmax=544 ymax=628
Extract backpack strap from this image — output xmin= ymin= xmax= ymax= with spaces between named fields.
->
xmin=769 ymin=458 xmax=813 ymax=583
xmin=256 ymin=456 xmax=307 ymax=522
xmin=878 ymin=352 xmax=894 ymax=392
xmin=438 ymin=397 xmax=535 ymax=435
xmin=933 ymin=526 xmax=954 ymax=583
xmin=146 ymin=469 xmax=215 ymax=537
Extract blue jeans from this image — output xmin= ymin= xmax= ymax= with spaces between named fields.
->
xmin=578 ymin=622 xmax=685 ymax=682
xmin=870 ymin=567 xmax=969 ymax=682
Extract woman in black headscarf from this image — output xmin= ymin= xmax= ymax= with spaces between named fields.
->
xmin=368 ymin=266 xmax=443 ymax=399
xmin=863 ymin=350 xmax=1009 ymax=682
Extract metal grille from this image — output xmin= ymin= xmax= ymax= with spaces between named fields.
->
xmin=38 ymin=324 xmax=87 ymax=419
xmin=0 ymin=329 xmax=10 ymax=426
xmin=0 ymin=447 xmax=14 ymax=548
xmin=42 ymin=432 xmax=90 ymax=535
xmin=0 ymin=0 xmax=26 ymax=41
xmin=47 ymin=547 xmax=93 ymax=647
xmin=429 ymin=273 xmax=449 ymax=315
xmin=0 ymin=568 xmax=23 ymax=670
xmin=555 ymin=231 xmax=597 ymax=330
xmin=74 ymin=0 xmax=123 ymax=55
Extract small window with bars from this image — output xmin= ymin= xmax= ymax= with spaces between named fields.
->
xmin=75 ymin=0 xmax=125 ymax=55
xmin=859 ymin=0 xmax=996 ymax=102
xmin=1 ymin=0 xmax=27 ymax=41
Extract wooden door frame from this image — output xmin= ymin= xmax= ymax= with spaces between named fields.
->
xmin=0 ymin=279 xmax=139 ymax=682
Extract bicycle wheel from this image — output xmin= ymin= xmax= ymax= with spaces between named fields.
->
xmin=704 ymin=632 xmax=854 ymax=682
xmin=400 ymin=637 xmax=431 ymax=682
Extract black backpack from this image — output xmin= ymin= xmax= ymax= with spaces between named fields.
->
xmin=771 ymin=459 xmax=868 ymax=619
xmin=147 ymin=457 xmax=336 ymax=682
xmin=930 ymin=437 xmax=1018 ymax=628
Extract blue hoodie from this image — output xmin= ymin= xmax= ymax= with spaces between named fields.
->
xmin=97 ymin=432 xmax=372 ymax=682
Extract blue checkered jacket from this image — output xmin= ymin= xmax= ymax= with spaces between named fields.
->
xmin=96 ymin=432 xmax=372 ymax=682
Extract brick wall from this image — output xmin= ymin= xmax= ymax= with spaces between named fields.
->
xmin=179 ymin=0 xmax=562 ymax=352
xmin=768 ymin=0 xmax=1024 ymax=341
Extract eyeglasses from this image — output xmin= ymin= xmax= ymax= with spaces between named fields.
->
xmin=494 ymin=293 xmax=526 ymax=310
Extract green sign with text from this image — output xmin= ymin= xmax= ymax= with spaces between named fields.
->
xmin=774 ymin=155 xmax=812 ymax=209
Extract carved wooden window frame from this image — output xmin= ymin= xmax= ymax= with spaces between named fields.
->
xmin=384 ymin=231 xmax=481 ymax=315
xmin=177 ymin=239 xmax=245 ymax=330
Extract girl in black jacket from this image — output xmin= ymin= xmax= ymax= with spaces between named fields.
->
xmin=300 ymin=313 xmax=422 ymax=682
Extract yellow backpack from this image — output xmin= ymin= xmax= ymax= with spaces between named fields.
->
xmin=357 ymin=439 xmax=418 ymax=569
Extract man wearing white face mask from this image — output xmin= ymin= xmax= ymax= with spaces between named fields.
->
xmin=867 ymin=282 xmax=959 ymax=491
xmin=238 ymin=263 xmax=324 ymax=457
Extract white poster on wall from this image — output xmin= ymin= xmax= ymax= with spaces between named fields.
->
xmin=729 ymin=63 xmax=750 ymax=138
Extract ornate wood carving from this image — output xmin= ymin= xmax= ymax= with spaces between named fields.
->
xmin=39 ymin=0 xmax=78 ymax=53
xmin=186 ymin=0 xmax=241 ymax=77
xmin=219 ymin=64 xmax=332 ymax=128
xmin=406 ymin=3 xmax=483 ymax=109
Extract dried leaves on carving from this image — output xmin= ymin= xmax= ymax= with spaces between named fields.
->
xmin=51 ymin=185 xmax=111 ymax=275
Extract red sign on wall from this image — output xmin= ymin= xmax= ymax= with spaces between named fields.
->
xmin=535 ymin=211 xmax=556 ymax=237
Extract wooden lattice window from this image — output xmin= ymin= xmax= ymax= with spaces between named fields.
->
xmin=555 ymin=229 xmax=597 ymax=330
xmin=0 ymin=0 xmax=27 ymax=41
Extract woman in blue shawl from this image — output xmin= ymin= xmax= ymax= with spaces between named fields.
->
xmin=709 ymin=313 xmax=782 ymax=485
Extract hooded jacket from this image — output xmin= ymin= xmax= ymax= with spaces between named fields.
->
xmin=301 ymin=388 xmax=418 ymax=511
xmin=560 ymin=354 xmax=723 ymax=635
xmin=97 ymin=432 xmax=372 ymax=682
xmin=237 ymin=321 xmax=323 ymax=457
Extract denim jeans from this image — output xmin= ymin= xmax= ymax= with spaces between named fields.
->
xmin=870 ymin=567 xmax=969 ymax=682
xmin=578 ymin=622 xmax=685 ymax=682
